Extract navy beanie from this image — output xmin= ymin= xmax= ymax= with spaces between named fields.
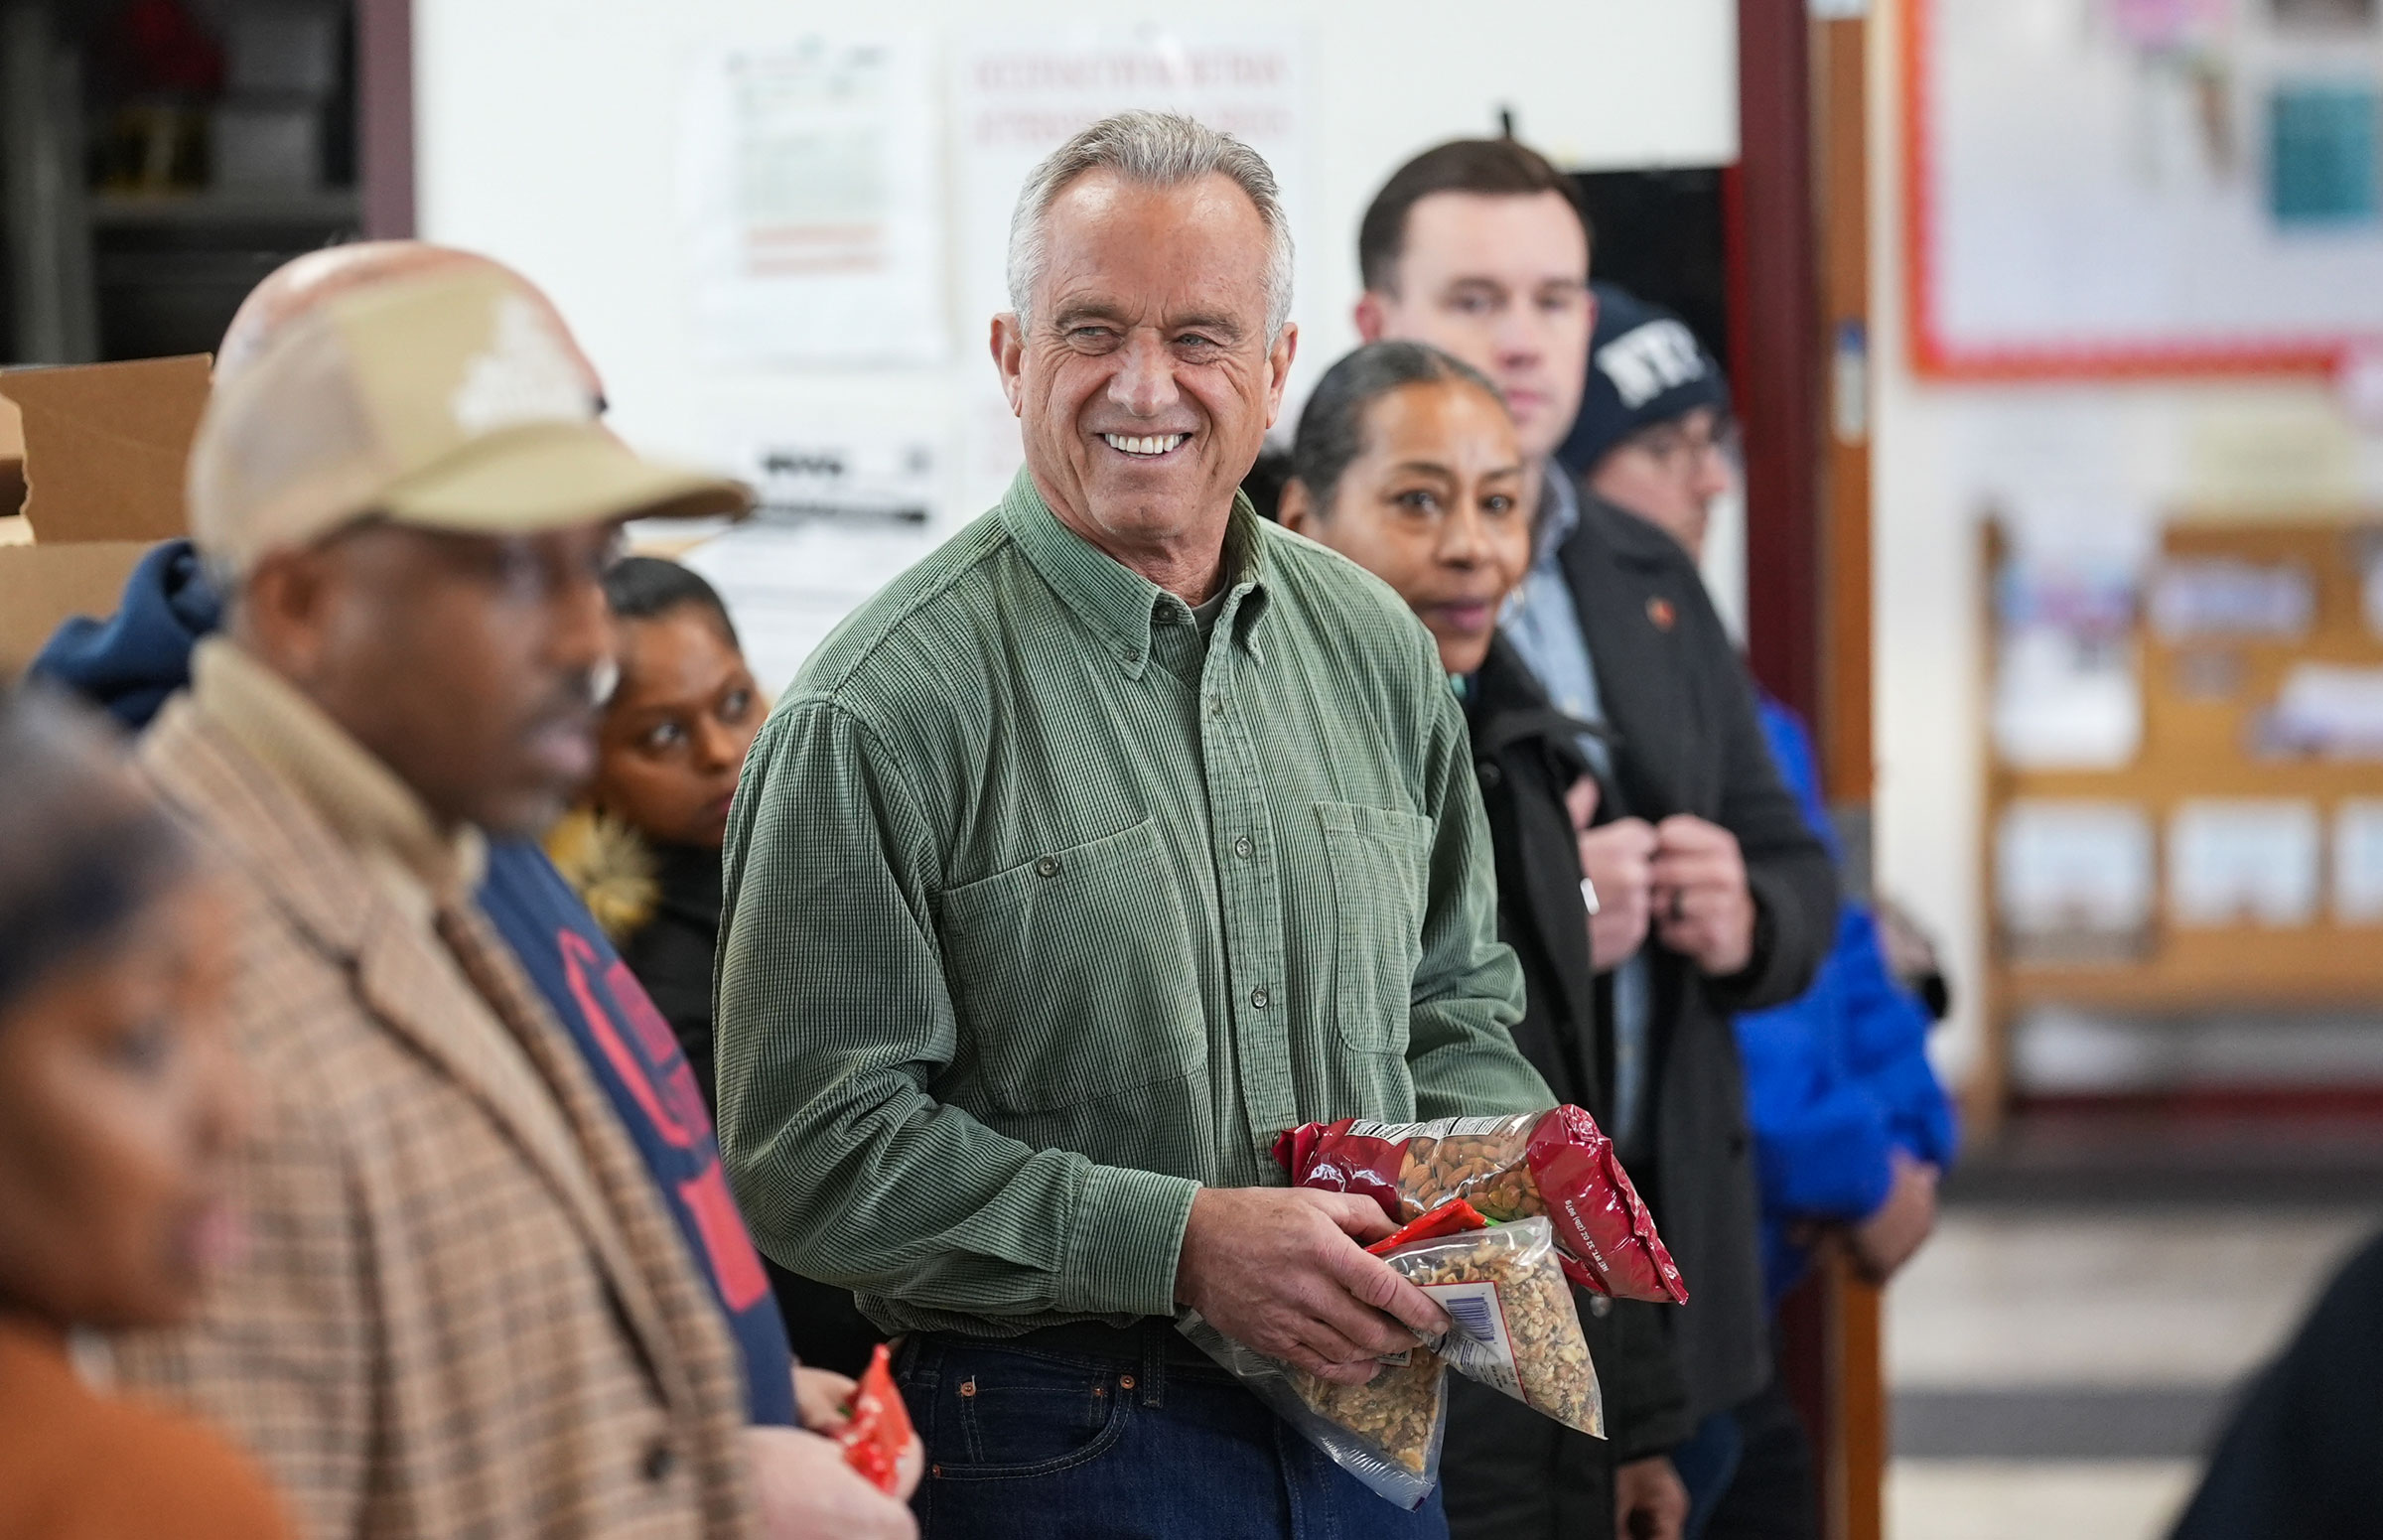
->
xmin=1556 ymin=283 xmax=1731 ymax=480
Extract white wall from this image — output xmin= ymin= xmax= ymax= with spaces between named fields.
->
xmin=412 ymin=1 xmax=1738 ymax=516
xmin=1867 ymin=1 xmax=2383 ymax=1094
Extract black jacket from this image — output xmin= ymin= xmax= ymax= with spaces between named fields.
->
xmin=1559 ymin=492 xmax=1839 ymax=1423
xmin=620 ymin=841 xmax=729 ymax=1106
xmin=1442 ymin=639 xmax=1692 ymax=1540
xmin=2171 ymin=1226 xmax=2383 ymax=1540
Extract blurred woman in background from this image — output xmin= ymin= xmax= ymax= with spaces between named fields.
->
xmin=549 ymin=556 xmax=763 ymax=1107
xmin=0 ymin=684 xmax=292 ymax=1539
xmin=1277 ymin=340 xmax=1692 ymax=1540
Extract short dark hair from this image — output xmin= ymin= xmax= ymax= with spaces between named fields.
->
xmin=1358 ymin=138 xmax=1593 ymax=295
xmin=1291 ymin=341 xmax=1506 ymax=515
xmin=602 ymin=556 xmax=740 ymax=650
xmin=0 ymin=684 xmax=191 ymax=1019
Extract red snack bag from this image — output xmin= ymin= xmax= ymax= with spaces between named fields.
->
xmin=1273 ymin=1109 xmax=1688 ymax=1305
xmin=836 ymin=1342 xmax=912 ymax=1495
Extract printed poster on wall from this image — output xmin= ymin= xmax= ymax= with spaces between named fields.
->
xmin=678 ymin=33 xmax=948 ymax=366
xmin=950 ymin=27 xmax=1308 ymax=512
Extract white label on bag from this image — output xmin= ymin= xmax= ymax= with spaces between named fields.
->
xmin=1346 ymin=1114 xmax=1514 ymax=1140
xmin=1421 ymin=1280 xmax=1523 ymax=1402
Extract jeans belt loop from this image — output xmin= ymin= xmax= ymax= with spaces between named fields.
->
xmin=1139 ymin=1320 xmax=1169 ymax=1409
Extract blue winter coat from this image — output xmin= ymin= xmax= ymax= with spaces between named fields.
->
xmin=1736 ymin=698 xmax=1957 ymax=1307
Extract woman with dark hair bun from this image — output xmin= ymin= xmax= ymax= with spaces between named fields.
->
xmin=548 ymin=555 xmax=763 ymax=1105
xmin=1280 ymin=342 xmax=1689 ymax=1540
xmin=0 ymin=685 xmax=295 ymax=1538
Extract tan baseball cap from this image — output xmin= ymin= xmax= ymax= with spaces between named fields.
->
xmin=189 ymin=265 xmax=750 ymax=574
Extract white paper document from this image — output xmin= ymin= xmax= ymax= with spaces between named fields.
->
xmin=1992 ymin=530 xmax=2146 ymax=770
xmin=1996 ymin=800 xmax=2157 ymax=936
xmin=2262 ymin=663 xmax=2383 ymax=759
xmin=2333 ymin=800 xmax=2383 ymax=922
xmin=679 ymin=34 xmax=946 ymax=365
xmin=2149 ymin=559 xmax=2313 ymax=641
xmin=2168 ymin=798 xmax=2322 ymax=927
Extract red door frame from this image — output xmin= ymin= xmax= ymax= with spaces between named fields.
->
xmin=358 ymin=0 xmax=414 ymax=238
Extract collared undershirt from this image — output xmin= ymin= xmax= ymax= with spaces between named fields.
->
xmin=1498 ymin=465 xmax=1653 ymax=1150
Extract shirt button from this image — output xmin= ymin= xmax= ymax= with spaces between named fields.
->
xmin=1035 ymin=857 xmax=1059 ymax=878
xmin=1232 ymin=835 xmax=1254 ymax=860
xmin=641 ymin=1440 xmax=677 ymax=1483
xmin=1250 ymin=987 xmax=1271 ymax=1010
xmin=1206 ymin=694 xmax=1224 ymax=718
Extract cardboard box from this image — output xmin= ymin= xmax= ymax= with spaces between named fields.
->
xmin=0 ymin=354 xmax=210 ymax=677
xmin=1 ymin=392 xmax=23 ymax=520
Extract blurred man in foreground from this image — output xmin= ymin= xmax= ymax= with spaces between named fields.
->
xmin=108 ymin=254 xmax=910 ymax=1538
xmin=718 ymin=110 xmax=1553 ymax=1539
xmin=1358 ymin=139 xmax=1838 ymax=1540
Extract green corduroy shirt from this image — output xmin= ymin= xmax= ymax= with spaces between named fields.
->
xmin=715 ymin=470 xmax=1554 ymax=1338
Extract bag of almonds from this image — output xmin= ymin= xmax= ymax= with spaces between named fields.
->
xmin=1272 ymin=1107 xmax=1690 ymax=1305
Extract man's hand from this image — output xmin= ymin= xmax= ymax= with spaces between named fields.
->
xmin=790 ymin=1365 xmax=923 ymax=1499
xmin=1649 ymin=814 xmax=1755 ymax=977
xmin=1579 ymin=817 xmax=1659 ymax=972
xmin=1615 ymin=1455 xmax=1690 ymax=1540
xmin=793 ymin=1366 xmax=856 ymax=1434
xmin=744 ymin=1426 xmax=918 ymax=1540
xmin=1176 ymin=1187 xmax=1452 ymax=1385
xmin=1849 ymin=1149 xmax=1939 ymax=1284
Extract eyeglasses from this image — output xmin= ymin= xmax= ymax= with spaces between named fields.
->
xmin=1621 ymin=417 xmax=1741 ymax=479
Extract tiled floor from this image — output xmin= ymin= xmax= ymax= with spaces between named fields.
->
xmin=1883 ymin=1203 xmax=2381 ymax=1540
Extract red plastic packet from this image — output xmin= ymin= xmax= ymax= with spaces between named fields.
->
xmin=1274 ymin=1108 xmax=1688 ymax=1304
xmin=1364 ymin=1198 xmax=1492 ymax=1256
xmin=836 ymin=1342 xmax=912 ymax=1495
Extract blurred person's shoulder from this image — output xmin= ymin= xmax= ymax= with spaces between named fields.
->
xmin=128 ymin=694 xmax=420 ymax=1107
xmin=0 ymin=1326 xmax=296 ymax=1540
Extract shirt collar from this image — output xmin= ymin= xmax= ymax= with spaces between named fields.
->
xmin=1534 ymin=458 xmax=1582 ymax=568
xmin=192 ymin=636 xmax=489 ymax=913
xmin=999 ymin=467 xmax=1272 ymax=678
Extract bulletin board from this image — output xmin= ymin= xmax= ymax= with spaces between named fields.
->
xmin=1906 ymin=0 xmax=2383 ymax=378
xmin=1980 ymin=518 xmax=2383 ymax=1109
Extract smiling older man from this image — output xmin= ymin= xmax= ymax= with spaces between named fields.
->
xmin=716 ymin=112 xmax=1554 ymax=1538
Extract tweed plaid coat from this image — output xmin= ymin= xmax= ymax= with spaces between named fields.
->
xmin=114 ymin=697 xmax=756 ymax=1540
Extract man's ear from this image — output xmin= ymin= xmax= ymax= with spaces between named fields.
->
xmin=234 ymin=546 xmax=332 ymax=683
xmin=990 ymin=313 xmax=1026 ymax=416
xmin=1353 ymin=290 xmax=1387 ymax=344
xmin=1262 ymin=322 xmax=1299 ymax=428
xmin=1276 ymin=477 xmax=1317 ymax=536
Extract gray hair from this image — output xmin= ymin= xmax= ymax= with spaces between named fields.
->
xmin=1006 ymin=110 xmax=1294 ymax=342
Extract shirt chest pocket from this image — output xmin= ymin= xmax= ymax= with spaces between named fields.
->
xmin=1315 ymin=802 xmax=1434 ymax=1055
xmin=937 ymin=819 xmax=1206 ymax=1115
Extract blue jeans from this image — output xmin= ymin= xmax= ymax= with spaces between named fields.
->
xmin=896 ymin=1328 xmax=1451 ymax=1540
